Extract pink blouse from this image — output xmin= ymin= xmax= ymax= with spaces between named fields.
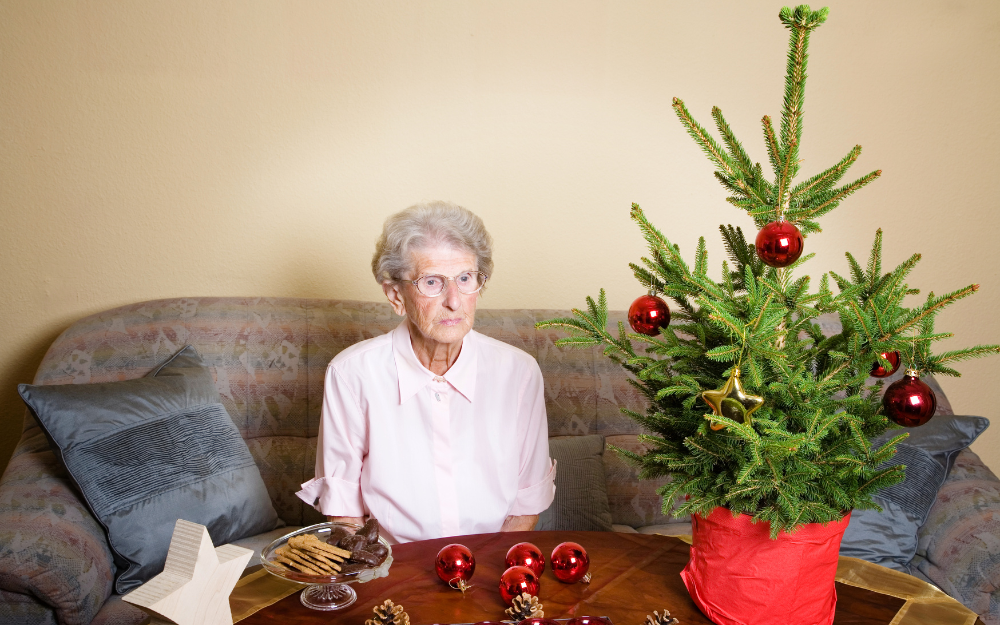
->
xmin=296 ymin=322 xmax=556 ymax=544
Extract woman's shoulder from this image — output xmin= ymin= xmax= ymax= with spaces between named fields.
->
xmin=470 ymin=331 xmax=540 ymax=372
xmin=329 ymin=331 xmax=394 ymax=369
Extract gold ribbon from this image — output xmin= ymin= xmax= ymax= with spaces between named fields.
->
xmin=836 ymin=556 xmax=979 ymax=625
xmin=230 ymin=568 xmax=301 ymax=622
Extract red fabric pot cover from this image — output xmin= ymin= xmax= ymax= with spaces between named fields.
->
xmin=680 ymin=507 xmax=851 ymax=625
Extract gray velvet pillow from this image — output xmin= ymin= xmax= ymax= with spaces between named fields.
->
xmin=840 ymin=415 xmax=988 ymax=573
xmin=536 ymin=434 xmax=613 ymax=531
xmin=18 ymin=346 xmax=281 ymax=594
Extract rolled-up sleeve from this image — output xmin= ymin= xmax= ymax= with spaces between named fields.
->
xmin=509 ymin=361 xmax=556 ymax=516
xmin=295 ymin=363 xmax=367 ymax=517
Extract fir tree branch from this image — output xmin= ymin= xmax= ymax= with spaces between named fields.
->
xmin=776 ymin=6 xmax=829 ymax=203
xmin=929 ymin=345 xmax=1000 ymax=366
xmin=778 ymin=137 xmax=797 ymax=215
xmin=889 ymin=285 xmax=979 ymax=340
xmin=762 ymin=115 xmax=782 ymax=191
xmin=787 ymin=170 xmax=882 ymax=221
xmin=672 ymin=99 xmax=769 ymax=208
xmin=790 ymin=145 xmax=862 ymax=199
xmin=713 ymin=106 xmax=755 ymax=178
xmin=867 ymin=228 xmax=883 ymax=292
xmin=672 ymin=98 xmax=739 ymax=178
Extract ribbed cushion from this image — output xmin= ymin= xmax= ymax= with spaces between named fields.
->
xmin=840 ymin=415 xmax=988 ymax=574
xmin=75 ymin=404 xmax=255 ymax=514
xmin=536 ymin=435 xmax=613 ymax=531
xmin=18 ymin=346 xmax=281 ymax=593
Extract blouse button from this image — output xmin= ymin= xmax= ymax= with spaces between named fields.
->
xmin=435 ymin=392 xmax=441 ymax=401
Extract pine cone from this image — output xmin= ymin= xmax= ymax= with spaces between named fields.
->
xmin=644 ymin=609 xmax=679 ymax=625
xmin=504 ymin=592 xmax=544 ymax=621
xmin=365 ymin=599 xmax=410 ymax=625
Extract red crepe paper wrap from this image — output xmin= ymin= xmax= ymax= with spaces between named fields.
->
xmin=681 ymin=507 xmax=851 ymax=625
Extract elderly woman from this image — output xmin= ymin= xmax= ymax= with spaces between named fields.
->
xmin=296 ymin=201 xmax=556 ymax=544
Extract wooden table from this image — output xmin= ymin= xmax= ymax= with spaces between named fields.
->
xmin=237 ymin=531 xmax=979 ymax=625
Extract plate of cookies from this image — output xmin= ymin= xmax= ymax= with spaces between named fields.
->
xmin=260 ymin=519 xmax=392 ymax=610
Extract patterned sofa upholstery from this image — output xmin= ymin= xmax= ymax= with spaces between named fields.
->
xmin=0 ymin=297 xmax=997 ymax=624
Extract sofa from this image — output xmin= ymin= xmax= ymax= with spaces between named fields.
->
xmin=0 ymin=297 xmax=998 ymax=624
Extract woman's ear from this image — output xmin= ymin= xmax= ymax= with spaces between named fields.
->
xmin=383 ymin=281 xmax=406 ymax=316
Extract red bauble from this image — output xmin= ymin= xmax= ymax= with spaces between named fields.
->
xmin=498 ymin=565 xmax=540 ymax=605
xmin=567 ymin=618 xmax=609 ymax=625
xmin=550 ymin=542 xmax=590 ymax=583
xmin=755 ymin=220 xmax=804 ymax=268
xmin=522 ymin=620 xmax=560 ymax=625
xmin=628 ymin=293 xmax=671 ymax=336
xmin=505 ymin=542 xmax=545 ymax=577
xmin=435 ymin=543 xmax=476 ymax=591
xmin=883 ymin=371 xmax=937 ymax=427
xmin=870 ymin=351 xmax=901 ymax=378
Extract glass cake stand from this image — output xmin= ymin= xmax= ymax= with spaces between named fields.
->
xmin=260 ymin=522 xmax=393 ymax=610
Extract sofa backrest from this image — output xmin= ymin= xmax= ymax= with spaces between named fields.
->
xmin=29 ymin=297 xmax=668 ymax=527
xmin=28 ymin=297 xmax=954 ymax=528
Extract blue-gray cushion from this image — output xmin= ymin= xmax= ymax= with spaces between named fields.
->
xmin=18 ymin=346 xmax=281 ymax=594
xmin=840 ymin=415 xmax=988 ymax=573
xmin=536 ymin=434 xmax=613 ymax=531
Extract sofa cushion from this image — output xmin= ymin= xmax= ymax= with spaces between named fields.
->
xmin=636 ymin=521 xmax=693 ymax=536
xmin=18 ymin=346 xmax=281 ymax=594
xmin=535 ymin=435 xmax=613 ymax=531
xmin=0 ymin=419 xmax=117 ymax=625
xmin=912 ymin=447 xmax=1000 ymax=619
xmin=603 ymin=434 xmax=686 ymax=528
xmin=840 ymin=415 xmax=988 ymax=573
xmin=0 ymin=589 xmax=58 ymax=625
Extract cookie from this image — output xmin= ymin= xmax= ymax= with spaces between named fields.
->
xmin=277 ymin=545 xmax=335 ymax=575
xmin=290 ymin=534 xmax=350 ymax=560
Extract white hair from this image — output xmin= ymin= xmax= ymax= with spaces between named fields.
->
xmin=371 ymin=201 xmax=494 ymax=286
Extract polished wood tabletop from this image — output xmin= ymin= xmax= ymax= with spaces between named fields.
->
xmin=239 ymin=531 xmax=907 ymax=625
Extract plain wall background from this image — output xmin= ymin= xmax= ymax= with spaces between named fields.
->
xmin=2 ymin=1 xmax=999 ymax=475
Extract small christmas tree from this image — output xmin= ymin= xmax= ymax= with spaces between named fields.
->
xmin=538 ymin=4 xmax=1000 ymax=536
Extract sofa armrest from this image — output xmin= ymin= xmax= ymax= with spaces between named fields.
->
xmin=914 ymin=448 xmax=1000 ymax=620
xmin=0 ymin=413 xmax=115 ymax=625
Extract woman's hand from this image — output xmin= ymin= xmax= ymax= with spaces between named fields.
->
xmin=327 ymin=515 xmax=364 ymax=526
xmin=500 ymin=514 xmax=538 ymax=532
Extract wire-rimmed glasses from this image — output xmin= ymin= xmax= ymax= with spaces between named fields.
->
xmin=408 ymin=272 xmax=488 ymax=297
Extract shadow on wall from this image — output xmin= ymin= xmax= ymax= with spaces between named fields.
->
xmin=0 ymin=325 xmax=72 ymax=475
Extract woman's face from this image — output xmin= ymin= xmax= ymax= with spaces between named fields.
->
xmin=383 ymin=246 xmax=480 ymax=348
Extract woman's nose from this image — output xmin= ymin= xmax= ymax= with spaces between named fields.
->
xmin=441 ymin=282 xmax=462 ymax=309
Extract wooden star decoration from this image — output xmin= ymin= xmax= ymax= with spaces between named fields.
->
xmin=701 ymin=367 xmax=764 ymax=431
xmin=122 ymin=520 xmax=253 ymax=625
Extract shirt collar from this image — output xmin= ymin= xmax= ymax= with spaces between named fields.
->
xmin=391 ymin=321 xmax=478 ymax=405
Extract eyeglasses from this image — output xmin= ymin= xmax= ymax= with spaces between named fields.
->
xmin=407 ymin=271 xmax=489 ymax=297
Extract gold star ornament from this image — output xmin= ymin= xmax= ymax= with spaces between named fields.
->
xmin=701 ymin=367 xmax=764 ymax=431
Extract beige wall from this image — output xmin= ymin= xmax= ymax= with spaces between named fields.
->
xmin=2 ymin=1 xmax=999 ymax=475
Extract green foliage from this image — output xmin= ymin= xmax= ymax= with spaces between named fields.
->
xmin=537 ymin=5 xmax=1000 ymax=537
